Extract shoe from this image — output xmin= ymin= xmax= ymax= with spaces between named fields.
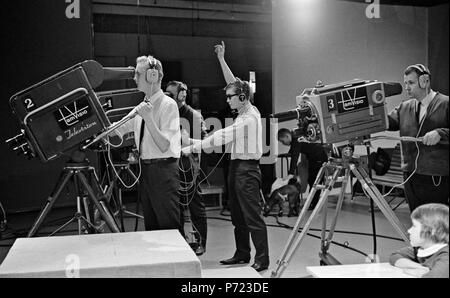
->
xmin=194 ymin=246 xmax=206 ymax=256
xmin=251 ymin=262 xmax=269 ymax=272
xmin=220 ymin=257 xmax=250 ymax=265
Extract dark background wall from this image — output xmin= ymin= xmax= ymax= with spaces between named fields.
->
xmin=1 ymin=0 xmax=94 ymax=212
xmin=428 ymin=3 xmax=449 ymax=95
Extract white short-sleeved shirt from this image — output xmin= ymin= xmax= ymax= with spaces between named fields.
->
xmin=203 ymin=103 xmax=263 ymax=160
xmin=115 ymin=90 xmax=181 ymax=159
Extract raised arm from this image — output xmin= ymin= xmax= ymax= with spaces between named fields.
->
xmin=214 ymin=41 xmax=236 ymax=85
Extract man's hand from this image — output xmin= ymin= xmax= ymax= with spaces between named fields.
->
xmin=214 ymin=41 xmax=225 ymax=60
xmin=135 ymin=101 xmax=153 ymax=118
xmin=182 ymin=141 xmax=202 ymax=155
xmin=181 ymin=129 xmax=190 ymax=146
xmin=422 ymin=130 xmax=441 ymax=146
xmin=181 ymin=145 xmax=193 ymax=155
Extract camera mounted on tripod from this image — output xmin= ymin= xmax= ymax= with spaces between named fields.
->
xmin=6 ymin=60 xmax=138 ymax=162
xmin=271 ymin=79 xmax=402 ymax=145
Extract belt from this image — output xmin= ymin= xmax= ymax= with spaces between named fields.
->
xmin=141 ymin=157 xmax=177 ymax=165
xmin=231 ymin=159 xmax=260 ymax=164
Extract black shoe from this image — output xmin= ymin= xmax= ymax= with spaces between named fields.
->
xmin=195 ymin=246 xmax=206 ymax=256
xmin=251 ymin=262 xmax=269 ymax=272
xmin=220 ymin=257 xmax=250 ymax=265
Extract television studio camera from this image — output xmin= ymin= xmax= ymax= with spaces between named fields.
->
xmin=269 ymin=79 xmax=422 ymax=278
xmin=5 ymin=60 xmax=144 ymax=237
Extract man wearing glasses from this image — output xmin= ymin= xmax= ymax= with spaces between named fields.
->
xmin=182 ymin=42 xmax=269 ymax=272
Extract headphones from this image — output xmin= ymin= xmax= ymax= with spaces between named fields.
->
xmin=146 ymin=57 xmax=159 ymax=84
xmin=409 ymin=64 xmax=430 ymax=89
xmin=239 ymin=94 xmax=246 ymax=102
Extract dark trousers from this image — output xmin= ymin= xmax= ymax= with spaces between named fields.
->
xmin=179 ymin=155 xmax=207 ymax=248
xmin=139 ymin=159 xmax=182 ymax=233
xmin=404 ymin=172 xmax=449 ymax=212
xmin=228 ymin=160 xmax=269 ymax=265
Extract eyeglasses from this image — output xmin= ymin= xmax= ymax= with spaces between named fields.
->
xmin=226 ymin=93 xmax=239 ymax=99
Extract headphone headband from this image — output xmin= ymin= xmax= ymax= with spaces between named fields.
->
xmin=408 ymin=64 xmax=430 ymax=76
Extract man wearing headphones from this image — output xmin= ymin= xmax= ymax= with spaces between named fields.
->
xmin=113 ymin=55 xmax=182 ymax=233
xmin=182 ymin=42 xmax=269 ymax=272
xmin=388 ymin=64 xmax=449 ymax=212
xmin=166 ymin=80 xmax=208 ymax=256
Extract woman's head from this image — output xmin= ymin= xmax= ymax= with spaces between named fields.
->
xmin=408 ymin=203 xmax=449 ymax=247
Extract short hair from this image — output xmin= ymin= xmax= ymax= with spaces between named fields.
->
xmin=411 ymin=203 xmax=449 ymax=244
xmin=277 ymin=128 xmax=292 ymax=140
xmin=404 ymin=64 xmax=431 ymax=81
xmin=136 ymin=55 xmax=164 ymax=83
xmin=225 ymin=77 xmax=252 ymax=101
xmin=167 ymin=80 xmax=187 ymax=91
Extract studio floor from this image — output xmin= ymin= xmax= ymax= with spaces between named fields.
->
xmin=0 ymin=194 xmax=411 ymax=278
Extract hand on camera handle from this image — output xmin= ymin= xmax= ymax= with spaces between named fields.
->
xmin=422 ymin=130 xmax=441 ymax=146
xmin=364 ymin=134 xmax=447 ymax=146
xmin=133 ymin=101 xmax=154 ymax=118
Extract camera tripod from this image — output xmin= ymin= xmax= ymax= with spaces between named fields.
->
xmin=101 ymin=161 xmax=143 ymax=232
xmin=270 ymin=146 xmax=410 ymax=278
xmin=28 ymin=159 xmax=121 ymax=237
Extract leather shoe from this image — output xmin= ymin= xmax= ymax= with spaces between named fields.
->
xmin=251 ymin=262 xmax=269 ymax=272
xmin=194 ymin=246 xmax=206 ymax=256
xmin=220 ymin=257 xmax=250 ymax=265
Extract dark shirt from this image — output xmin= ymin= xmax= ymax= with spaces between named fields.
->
xmin=388 ymin=92 xmax=449 ymax=176
xmin=389 ymin=245 xmax=449 ymax=278
xmin=288 ymin=137 xmax=328 ymax=175
xmin=179 ymin=104 xmax=207 ymax=140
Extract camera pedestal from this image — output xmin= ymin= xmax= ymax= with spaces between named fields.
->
xmin=270 ymin=147 xmax=409 ymax=278
xmin=28 ymin=160 xmax=121 ymax=237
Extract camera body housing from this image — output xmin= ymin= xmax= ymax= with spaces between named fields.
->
xmin=9 ymin=61 xmax=110 ymax=162
xmin=296 ymin=79 xmax=390 ymax=144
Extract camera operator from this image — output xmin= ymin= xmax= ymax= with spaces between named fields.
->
xmin=182 ymin=42 xmax=269 ymax=272
xmin=166 ymin=80 xmax=208 ymax=256
xmin=277 ymin=128 xmax=328 ymax=210
xmin=388 ymin=64 xmax=449 ymax=212
xmin=112 ymin=55 xmax=182 ymax=233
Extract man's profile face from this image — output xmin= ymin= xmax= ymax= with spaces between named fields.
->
xmin=404 ymin=72 xmax=424 ymax=100
xmin=177 ymin=86 xmax=187 ymax=102
xmin=166 ymin=84 xmax=187 ymax=103
xmin=226 ymin=87 xmax=243 ymax=110
xmin=134 ymin=63 xmax=148 ymax=92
